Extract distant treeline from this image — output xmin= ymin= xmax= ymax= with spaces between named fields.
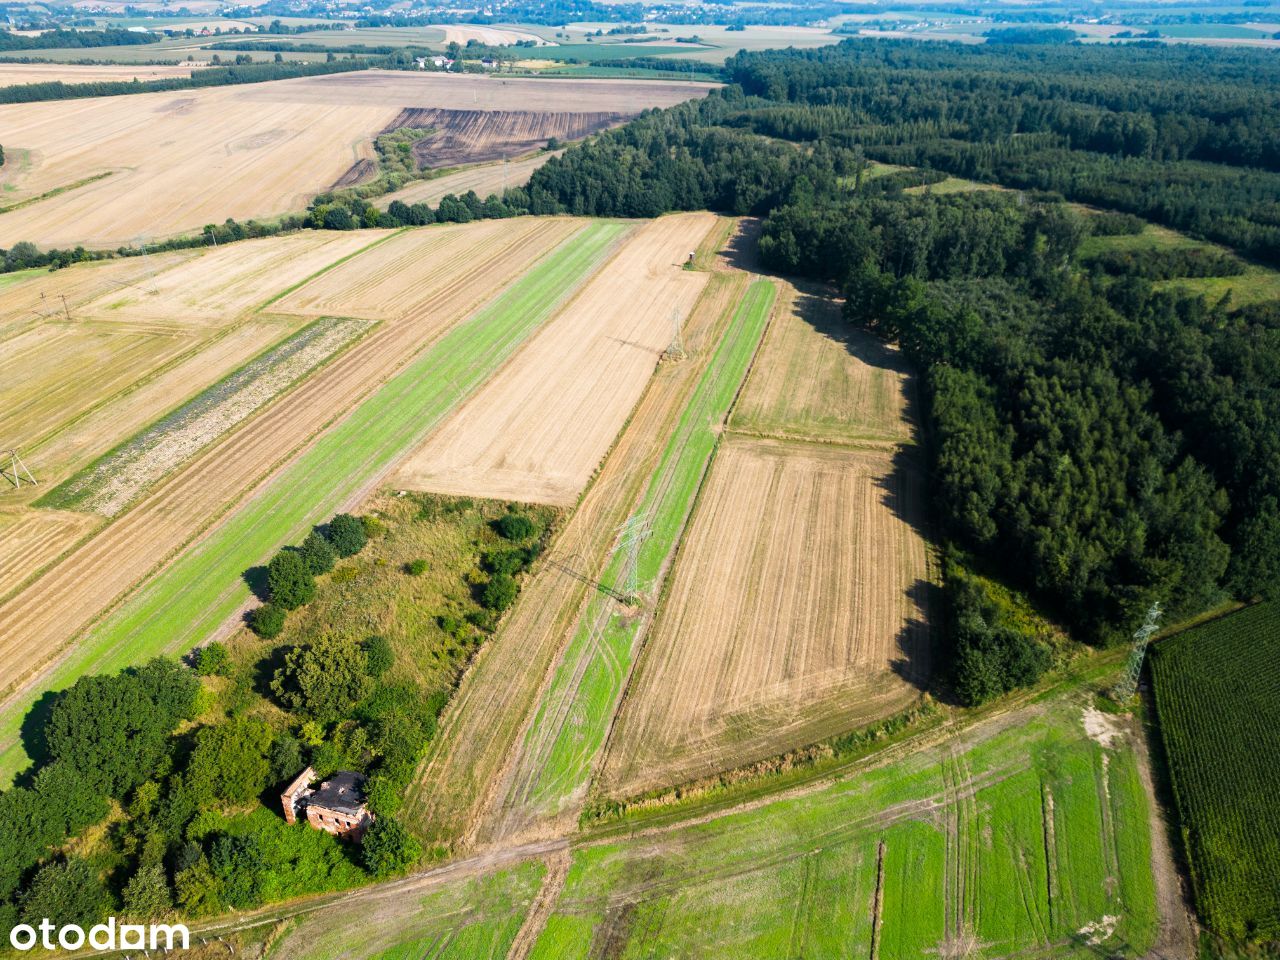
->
xmin=0 ymin=57 xmax=369 ymax=104
xmin=0 ymin=28 xmax=159 ymax=51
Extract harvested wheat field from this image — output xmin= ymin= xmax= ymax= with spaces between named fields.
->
xmin=0 ymin=87 xmax=398 ymax=248
xmin=378 ymin=151 xmax=560 ymax=210
xmin=0 ymin=63 xmax=201 ymax=87
xmin=39 ymin=319 xmax=304 ymax=485
xmin=272 ymin=220 xmax=522 ymax=321
xmin=233 ymin=70 xmax=717 ymax=112
xmin=732 ymin=283 xmax=917 ymax=445
xmin=600 ymin=437 xmax=933 ymax=800
xmin=0 ymin=218 xmax=581 ymax=710
xmin=438 ymin=24 xmax=550 ymax=46
xmin=0 ymin=252 xmax=195 ymax=339
xmin=0 ymin=510 xmax=100 ymax=601
xmin=77 ymin=230 xmax=385 ymax=324
xmin=388 ymin=108 xmax=624 ymax=169
xmin=393 ymin=212 xmax=715 ymax=505
xmin=0 ymin=321 xmax=201 ymax=455
xmin=0 ymin=71 xmax=712 ymax=247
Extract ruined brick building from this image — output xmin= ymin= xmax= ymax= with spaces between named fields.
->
xmin=281 ymin=767 xmax=373 ymax=841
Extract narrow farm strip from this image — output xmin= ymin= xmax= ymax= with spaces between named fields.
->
xmin=485 ymin=279 xmax=778 ymax=839
xmin=0 ymin=218 xmax=604 ymax=782
xmin=405 ymin=225 xmax=749 ymax=850
xmin=599 ymin=437 xmax=933 ymax=801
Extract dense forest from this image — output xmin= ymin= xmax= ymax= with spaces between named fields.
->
xmin=508 ymin=39 xmax=1280 ymax=701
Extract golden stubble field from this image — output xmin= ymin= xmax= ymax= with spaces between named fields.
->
xmin=599 ymin=279 xmax=934 ymax=800
xmin=0 ymin=70 xmax=714 ymax=248
xmin=392 ymin=212 xmax=717 ymax=505
xmin=0 ymin=63 xmax=203 ymax=87
xmin=0 ymin=218 xmax=580 ymax=700
xmin=599 ymin=437 xmax=933 ymax=799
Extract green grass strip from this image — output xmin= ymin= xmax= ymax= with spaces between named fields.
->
xmin=0 ymin=219 xmax=625 ymax=783
xmin=515 ymin=279 xmax=777 ymax=815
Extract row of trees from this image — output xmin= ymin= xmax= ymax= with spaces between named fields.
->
xmin=250 ymin=513 xmax=369 ymax=637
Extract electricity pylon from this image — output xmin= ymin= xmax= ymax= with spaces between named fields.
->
xmin=662 ymin=307 xmax=686 ymax=362
xmin=2 ymin=448 xmax=38 ymax=489
xmin=1112 ymin=601 xmax=1162 ymax=703
xmin=613 ymin=513 xmax=653 ymax=604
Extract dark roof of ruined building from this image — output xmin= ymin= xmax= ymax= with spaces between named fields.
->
xmin=308 ymin=771 xmax=367 ymax=816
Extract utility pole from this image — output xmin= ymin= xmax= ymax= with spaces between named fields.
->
xmin=60 ymin=294 xmax=71 ymax=323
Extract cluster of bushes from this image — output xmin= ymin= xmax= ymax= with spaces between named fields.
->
xmin=471 ymin=509 xmax=544 ymax=627
xmin=943 ymin=556 xmax=1057 ymax=705
xmin=249 ymin=513 xmax=369 ymax=638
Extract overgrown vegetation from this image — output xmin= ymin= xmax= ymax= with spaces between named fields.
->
xmin=0 ymin=493 xmax=554 ymax=929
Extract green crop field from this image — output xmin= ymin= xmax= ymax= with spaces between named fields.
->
xmin=0 ymin=221 xmax=625 ymax=783
xmin=269 ymin=861 xmax=545 ymax=960
xmin=1150 ymin=600 xmax=1280 ymax=941
xmin=521 ymin=700 xmax=1157 ymax=958
xmin=501 ymin=280 xmax=776 ymax=822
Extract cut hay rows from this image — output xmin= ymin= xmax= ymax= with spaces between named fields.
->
xmin=378 ymin=152 xmax=560 ymax=211
xmin=0 ymin=70 xmax=713 ymax=247
xmin=28 ymin=318 xmax=299 ymax=493
xmin=393 ymin=212 xmax=716 ymax=506
xmin=0 ymin=509 xmax=99 ymax=602
xmin=42 ymin=316 xmax=371 ymax=517
xmin=599 ymin=437 xmax=933 ymax=800
xmin=0 ymin=218 xmax=582 ymax=779
xmin=389 ymin=108 xmax=627 ymax=169
xmin=0 ymin=322 xmax=198 ymax=453
xmin=77 ymin=231 xmax=383 ymax=324
xmin=732 ymin=284 xmax=917 ymax=446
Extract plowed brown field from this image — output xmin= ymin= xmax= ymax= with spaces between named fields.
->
xmin=0 ymin=218 xmax=580 ymax=702
xmin=599 ymin=437 xmax=933 ymax=800
xmin=389 ymin=108 xmax=625 ymax=169
xmin=392 ymin=212 xmax=716 ymax=505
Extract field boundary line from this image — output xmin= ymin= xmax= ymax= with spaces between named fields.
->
xmin=0 ymin=170 xmax=113 ymax=215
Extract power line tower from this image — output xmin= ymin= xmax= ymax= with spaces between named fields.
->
xmin=662 ymin=306 xmax=686 ymax=363
xmin=2 ymin=448 xmax=38 ymax=489
xmin=134 ymin=235 xmax=161 ymax=295
xmin=612 ymin=513 xmax=653 ymax=605
xmin=1112 ymin=601 xmax=1162 ymax=703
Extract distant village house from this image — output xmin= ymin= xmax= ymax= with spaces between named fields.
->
xmin=281 ymin=767 xmax=373 ymax=841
